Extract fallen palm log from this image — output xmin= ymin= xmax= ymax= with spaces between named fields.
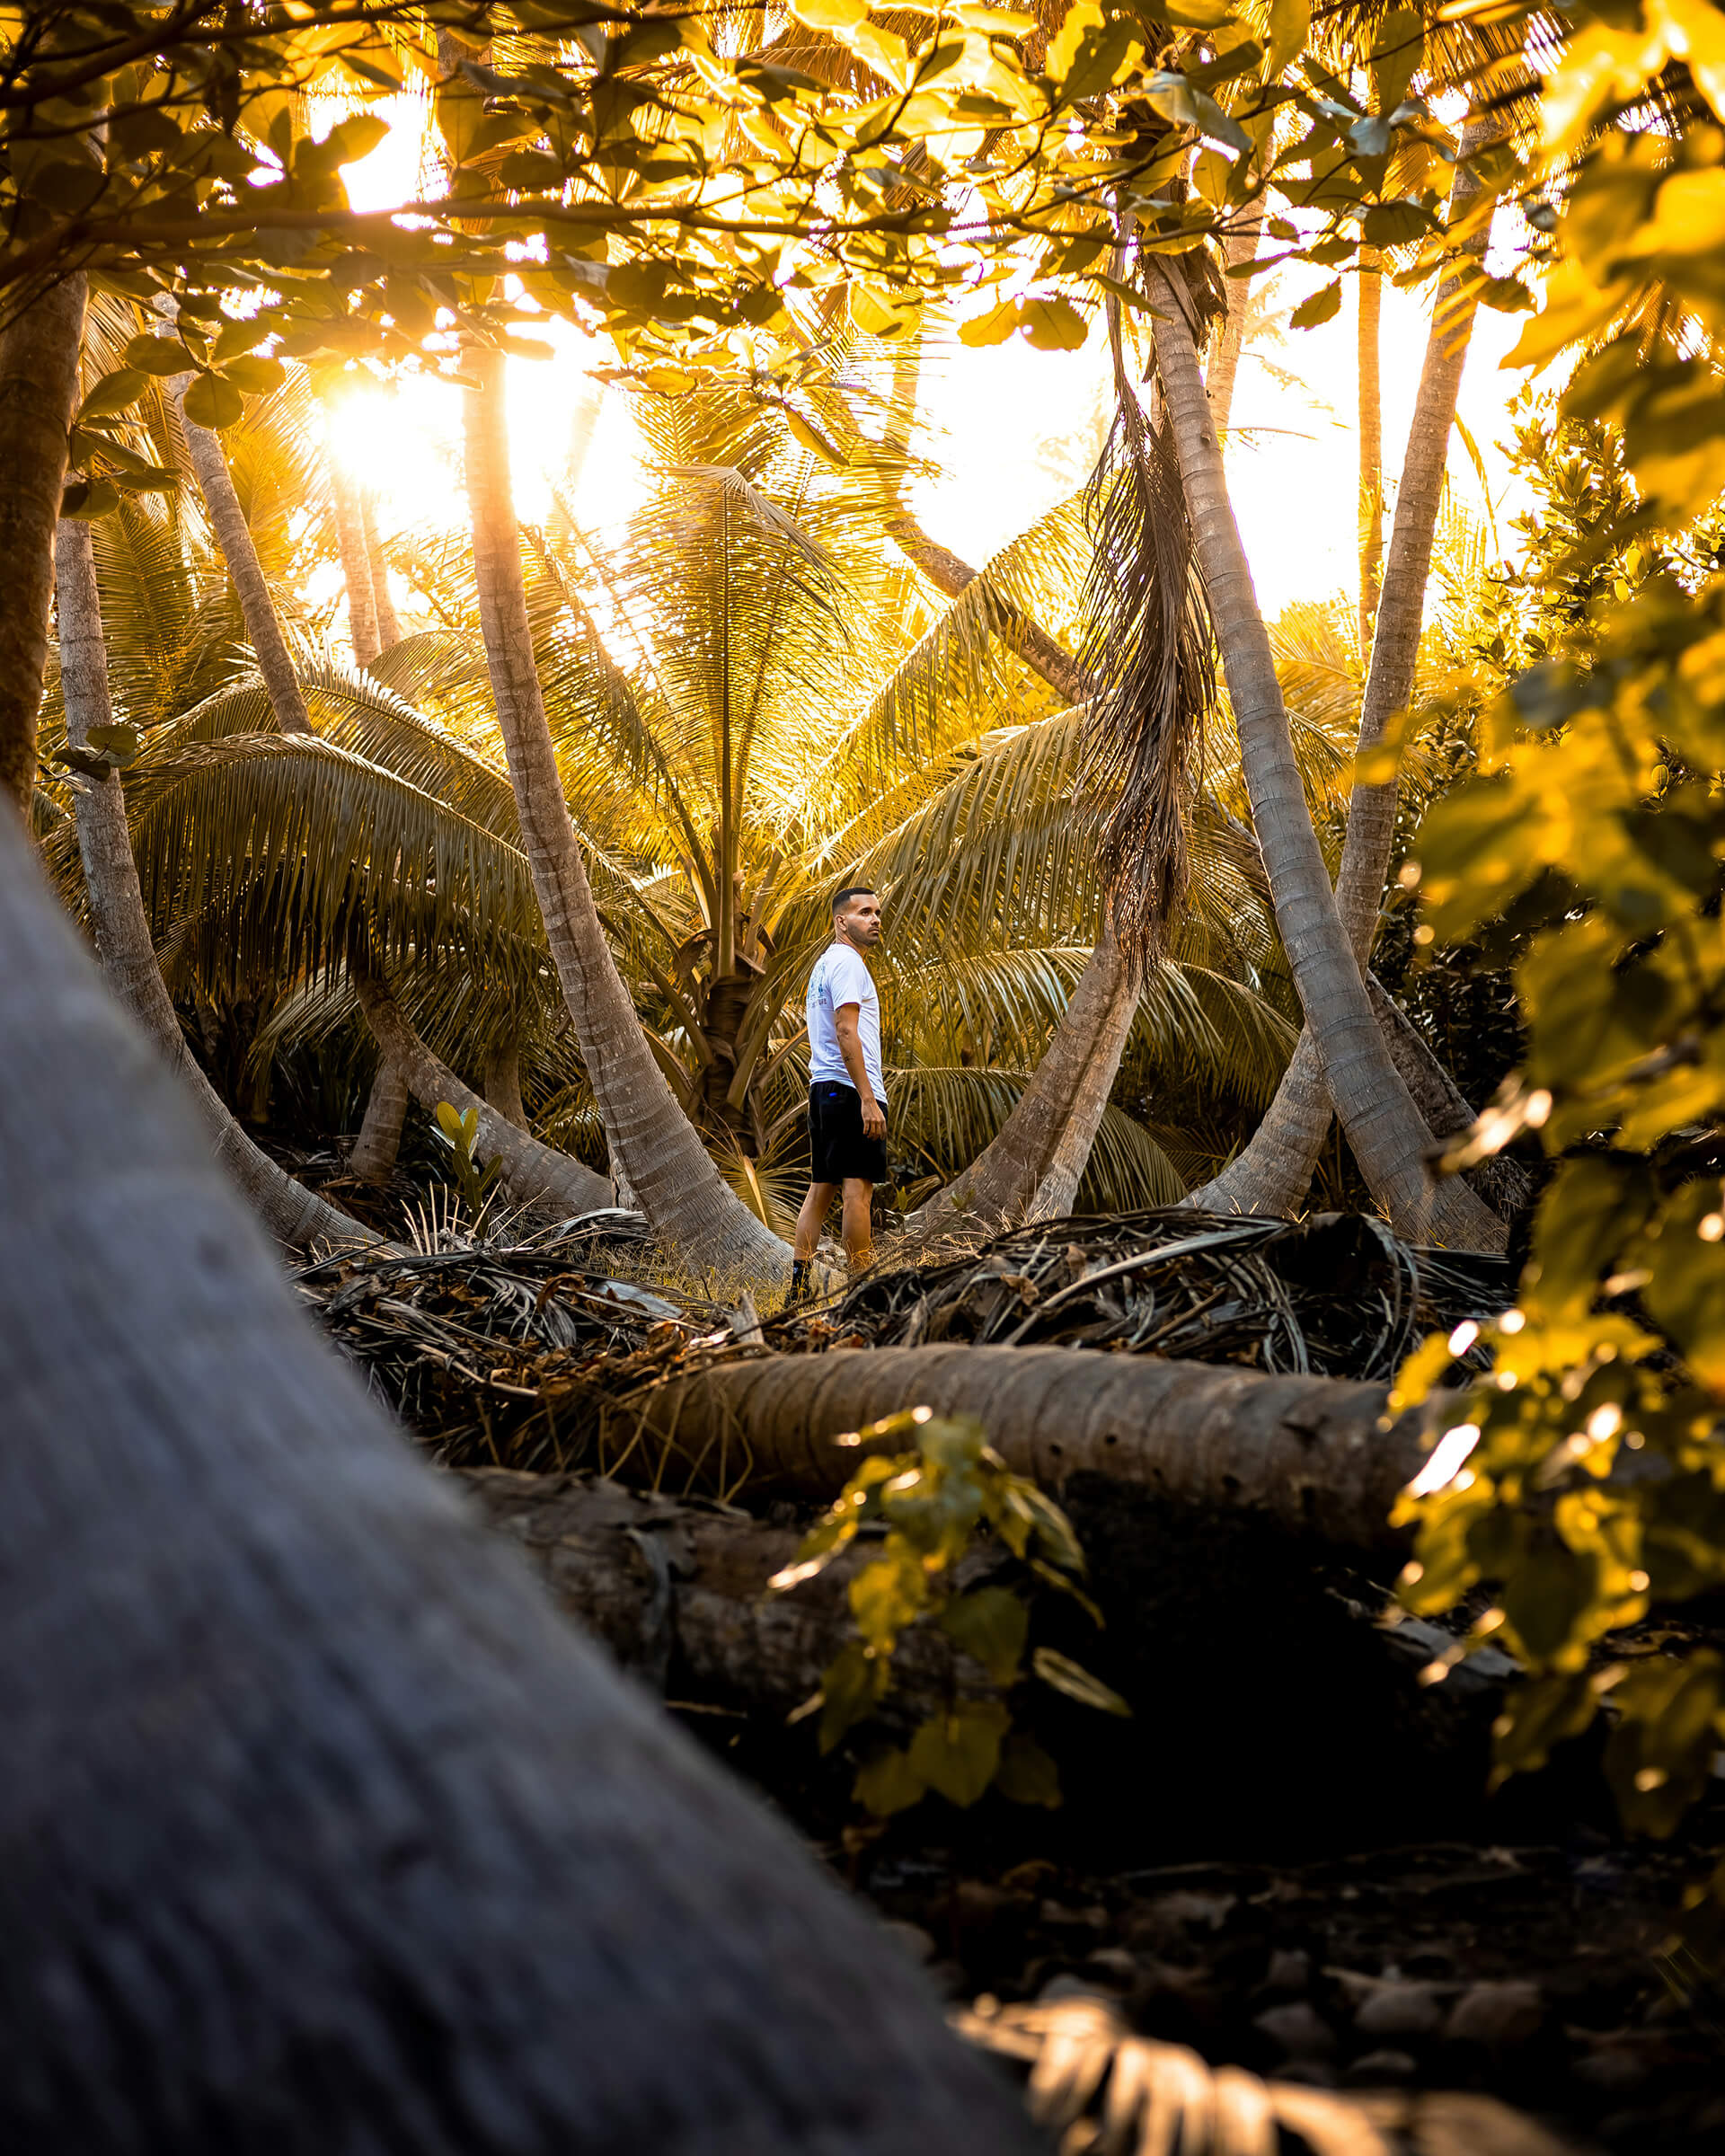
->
xmin=597 ymin=1348 xmax=1443 ymax=1551
xmin=461 ymin=1467 xmax=990 ymax=1721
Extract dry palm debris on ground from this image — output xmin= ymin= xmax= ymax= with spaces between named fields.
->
xmin=773 ymin=1209 xmax=1513 ymax=1381
xmin=297 ymin=1206 xmax=1513 ymax=1471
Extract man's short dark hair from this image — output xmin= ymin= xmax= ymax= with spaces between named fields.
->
xmin=832 ymin=885 xmax=876 ymax=915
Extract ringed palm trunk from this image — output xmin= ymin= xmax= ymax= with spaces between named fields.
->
xmin=0 ymin=271 xmax=87 ymax=817
xmin=1145 ymin=255 xmax=1501 ymax=1250
xmin=56 ymin=512 xmax=380 ymax=1251
xmin=483 ymin=1037 xmax=529 ymax=1129
xmin=0 ymin=803 xmax=1040 ymax=2154
xmin=349 ymin=1052 xmax=409 ymax=1184
xmin=325 ymin=425 xmax=380 ymax=667
xmin=1205 ymin=225 xmax=1261 ymax=439
xmin=461 ymin=346 xmax=788 ymax=1276
xmin=1182 ymin=125 xmax=1503 ymax=1237
xmin=1025 ymin=952 xmax=1140 ymax=1221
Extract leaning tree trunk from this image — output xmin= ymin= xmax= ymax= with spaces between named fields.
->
xmin=462 ymin=346 xmax=788 ymax=1276
xmin=0 ymin=271 xmax=86 ymax=817
xmin=350 ymin=1053 xmax=410 ymax=1185
xmin=1205 ymin=225 xmax=1261 ymax=439
xmin=1025 ymin=952 xmax=1141 ymax=1220
xmin=361 ymin=483 xmax=402 ymax=650
xmin=600 ymin=1344 xmax=1442 ymax=1551
xmin=1182 ymin=123 xmax=1503 ymax=1239
xmin=1146 ymin=256 xmax=1501 ymax=1250
xmin=326 ymin=427 xmax=381 ymax=667
xmin=354 ymin=963 xmax=614 ymax=1216
xmin=55 ymin=512 xmax=381 ymax=1251
xmin=1357 ymin=245 xmax=1384 ymax=668
xmin=0 ymin=807 xmax=1039 ymax=2154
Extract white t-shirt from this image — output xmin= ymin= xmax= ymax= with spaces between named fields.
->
xmin=806 ymin=943 xmax=885 ymax=1105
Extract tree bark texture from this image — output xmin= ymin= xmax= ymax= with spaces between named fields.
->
xmin=325 ymin=420 xmax=380 ymax=667
xmin=0 ymin=271 xmax=86 ymax=817
xmin=1204 ymin=225 xmax=1261 ymax=439
xmin=350 ymin=1056 xmax=410 ymax=1184
xmin=0 ymin=808 xmax=1038 ymax=2155
xmin=354 ymin=962 xmax=614 ymax=1216
xmin=1181 ymin=125 xmax=1505 ymax=1245
xmin=173 ymin=376 xmax=315 ymax=738
xmin=462 ymin=1470 xmax=995 ymax=1722
xmin=483 ymin=1038 xmax=529 ymax=1129
xmin=1357 ymin=249 xmax=1384 ymax=669
xmin=461 ymin=347 xmax=788 ymax=1277
xmin=362 ymin=484 xmax=402 ymax=651
xmin=56 ymin=514 xmax=381 ymax=1254
xmin=1146 ymin=257 xmax=1501 ymax=1250
xmin=601 ymin=1346 xmax=1441 ymax=1554
xmin=1025 ymin=952 xmax=1140 ymax=1221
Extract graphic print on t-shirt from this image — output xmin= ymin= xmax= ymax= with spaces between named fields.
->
xmin=805 ymin=944 xmax=886 ymax=1105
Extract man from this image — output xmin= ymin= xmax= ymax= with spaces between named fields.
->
xmin=791 ymin=886 xmax=886 ymax=1301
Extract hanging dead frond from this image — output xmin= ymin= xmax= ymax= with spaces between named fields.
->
xmin=1079 ymin=287 xmax=1217 ymax=959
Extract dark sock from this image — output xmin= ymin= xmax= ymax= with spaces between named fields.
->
xmin=789 ymin=1259 xmax=811 ymax=1303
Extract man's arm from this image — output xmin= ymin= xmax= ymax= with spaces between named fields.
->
xmin=833 ymin=1005 xmax=887 ymax=1140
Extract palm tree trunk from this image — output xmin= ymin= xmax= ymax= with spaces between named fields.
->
xmin=1146 ymin=255 xmax=1501 ymax=1249
xmin=0 ymin=271 xmax=86 ymax=817
xmin=461 ymin=346 xmax=787 ymax=1275
xmin=1205 ymin=225 xmax=1261 ymax=439
xmin=1181 ymin=123 xmax=1504 ymax=1240
xmin=353 ymin=963 xmax=614 ymax=1215
xmin=361 ymin=484 xmax=402 ymax=650
xmin=56 ymin=512 xmax=380 ymax=1251
xmin=0 ymin=804 xmax=1040 ymax=2153
xmin=173 ymin=377 xmax=315 ymax=738
xmin=1358 ymin=247 xmax=1384 ymax=667
xmin=1025 ymin=956 xmax=1140 ymax=1221
xmin=325 ymin=420 xmax=380 ymax=667
xmin=350 ymin=1056 xmax=410 ymax=1184
xmin=482 ymin=1038 xmax=528 ymax=1129
xmin=908 ymin=923 xmax=1131 ymax=1238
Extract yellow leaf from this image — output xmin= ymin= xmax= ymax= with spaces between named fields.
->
xmin=1018 ymin=296 xmax=1089 ymax=349
xmin=788 ymin=0 xmax=870 ymax=28
xmin=1045 ymin=0 xmax=1103 ymax=84
xmin=1268 ymin=0 xmax=1309 ymax=75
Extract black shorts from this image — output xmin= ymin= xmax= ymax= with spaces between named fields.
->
xmin=809 ymin=1081 xmax=888 ymax=1185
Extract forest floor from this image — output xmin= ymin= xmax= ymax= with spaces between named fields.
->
xmin=291 ymin=1167 xmax=1725 ymax=2154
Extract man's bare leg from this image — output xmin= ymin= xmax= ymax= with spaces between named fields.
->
xmin=790 ymin=1180 xmax=838 ymax=1301
xmin=842 ymin=1179 xmax=874 ymax=1273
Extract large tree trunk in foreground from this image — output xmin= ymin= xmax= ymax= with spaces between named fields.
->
xmin=462 ymin=347 xmax=787 ymax=1277
xmin=602 ymin=1345 xmax=1439 ymax=1551
xmin=56 ymin=514 xmax=378 ymax=1252
xmin=1183 ymin=126 xmax=1503 ymax=1240
xmin=1146 ymin=257 xmax=1501 ymax=1250
xmin=0 ymin=812 xmax=1033 ymax=2153
xmin=0 ymin=272 xmax=86 ymax=817
xmin=354 ymin=962 xmax=614 ymax=1216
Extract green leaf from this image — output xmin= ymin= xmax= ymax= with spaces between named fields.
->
xmin=219 ymin=356 xmax=287 ymax=396
xmin=1363 ymin=199 xmax=1434 ymax=249
xmin=1268 ymin=0 xmax=1310 ymax=74
xmin=1157 ymin=0 xmax=1233 ymax=26
xmin=854 ymin=1743 xmax=927 ymax=1816
xmin=819 ymin=1640 xmax=889 ymax=1752
xmin=181 ymin=372 xmax=244 ymax=429
xmin=123 ymin=335 xmax=191 ymax=377
xmin=1289 ymin=281 xmax=1343 ymax=330
xmin=77 ymin=369 xmax=146 ymax=421
xmin=1490 ymin=1672 xmax=1597 ymax=1786
xmin=86 ymin=722 xmax=142 ymax=768
xmin=59 ymin=475 xmax=121 ymax=520
xmin=939 ymin=1586 xmax=1028 ymax=1682
xmin=907 ymin=1701 xmax=1011 ymax=1807
xmin=435 ymin=1100 xmax=465 ymax=1143
xmin=995 ymin=1731 xmax=1063 ymax=1807
xmin=1032 ymin=1647 xmax=1132 ymax=1716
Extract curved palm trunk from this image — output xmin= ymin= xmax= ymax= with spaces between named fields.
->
xmin=353 ymin=965 xmax=613 ymax=1216
xmin=1205 ymin=225 xmax=1261 ymax=439
xmin=1181 ymin=126 xmax=1504 ymax=1240
xmin=0 ymin=271 xmax=86 ymax=816
xmin=482 ymin=1037 xmax=528 ymax=1129
xmin=0 ymin=806 xmax=1040 ymax=2154
xmin=56 ymin=514 xmax=380 ymax=1251
xmin=350 ymin=1056 xmax=410 ymax=1184
xmin=461 ymin=347 xmax=787 ymax=1276
xmin=1358 ymin=247 xmax=1384 ymax=667
xmin=1146 ymin=256 xmax=1500 ymax=1249
xmin=362 ymin=485 xmax=402 ymax=650
xmin=1025 ymin=957 xmax=1140 ymax=1221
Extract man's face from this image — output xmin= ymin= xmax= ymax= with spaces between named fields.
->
xmin=837 ymin=893 xmax=883 ymax=948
